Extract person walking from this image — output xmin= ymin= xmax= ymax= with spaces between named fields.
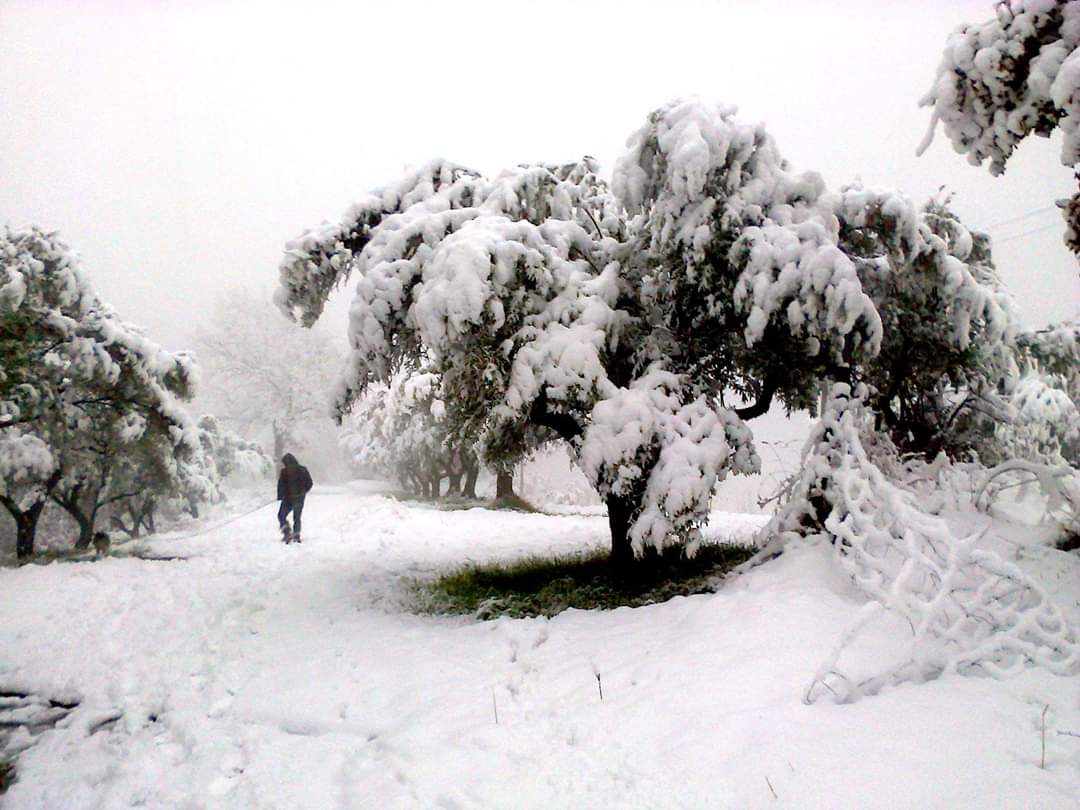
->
xmin=277 ymin=453 xmax=313 ymax=543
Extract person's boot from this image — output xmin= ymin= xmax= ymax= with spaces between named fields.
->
xmin=280 ymin=520 xmax=292 ymax=543
xmin=291 ymin=531 xmax=301 ymax=543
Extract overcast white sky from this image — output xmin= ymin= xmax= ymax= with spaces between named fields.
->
xmin=2 ymin=0 xmax=1077 ymax=353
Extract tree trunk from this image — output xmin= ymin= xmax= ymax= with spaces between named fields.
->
xmin=445 ymin=471 xmax=462 ymax=496
xmin=462 ymin=457 xmax=479 ymax=499
xmin=3 ymin=470 xmax=63 ymax=560
xmin=52 ymin=483 xmax=98 ymax=549
xmin=126 ymin=502 xmax=142 ymax=538
xmin=272 ymin=421 xmax=286 ymax=462
xmin=143 ymin=500 xmax=157 ymax=535
xmin=496 ymin=469 xmax=515 ymax=499
xmin=112 ymin=497 xmax=154 ymax=539
xmin=110 ymin=513 xmax=132 ymax=537
xmin=4 ymin=494 xmax=49 ymax=560
xmin=72 ymin=511 xmax=95 ymax=550
xmin=606 ymin=494 xmax=635 ymax=571
xmin=14 ymin=510 xmax=41 ymax=560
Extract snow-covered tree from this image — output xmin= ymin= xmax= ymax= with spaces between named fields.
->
xmin=275 ymin=100 xmax=1013 ymax=566
xmin=0 ymin=226 xmax=199 ymax=557
xmin=103 ymin=415 xmax=272 ymax=539
xmin=975 ymin=320 xmax=1080 ymax=543
xmin=194 ymin=287 xmax=342 ymax=462
xmin=50 ymin=413 xmax=179 ymax=549
xmin=0 ymin=432 xmax=60 ymax=558
xmin=343 ymin=371 xmax=481 ymax=498
xmin=840 ymin=197 xmax=1018 ymax=457
xmin=919 ymin=0 xmax=1080 ymax=253
xmin=196 ymin=414 xmax=273 ymax=483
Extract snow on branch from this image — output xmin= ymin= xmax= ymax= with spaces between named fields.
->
xmin=919 ymin=1 xmax=1080 ymax=253
xmin=579 ymin=366 xmax=759 ymax=554
xmin=275 ymin=160 xmax=484 ymax=327
xmin=615 ymin=99 xmax=884 ymax=364
xmin=976 ymin=458 xmax=1080 ymax=536
xmin=0 ymin=432 xmax=56 ymax=510
xmin=919 ymin=1 xmax=1080 ymax=173
xmin=767 ymin=384 xmax=1080 ymax=704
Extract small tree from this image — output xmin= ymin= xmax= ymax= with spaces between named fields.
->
xmin=276 ymin=100 xmax=1012 ymax=566
xmin=196 ymin=414 xmax=273 ymax=483
xmin=918 ymin=0 xmax=1080 ymax=254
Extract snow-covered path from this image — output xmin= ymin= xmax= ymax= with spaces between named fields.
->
xmin=2 ymin=482 xmax=1078 ymax=809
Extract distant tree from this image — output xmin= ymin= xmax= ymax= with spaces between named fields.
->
xmin=0 ymin=226 xmax=199 ymax=557
xmin=106 ymin=415 xmax=272 ymax=539
xmin=342 ymin=363 xmax=545 ymax=501
xmin=105 ymin=448 xmax=169 ymax=539
xmin=194 ymin=288 xmax=341 ymax=460
xmin=50 ymin=418 xmax=179 ymax=549
xmin=919 ymin=0 xmax=1080 ymax=254
xmin=196 ymin=414 xmax=274 ymax=482
xmin=276 ymin=100 xmax=1017 ymax=567
xmin=343 ymin=371 xmax=483 ymax=499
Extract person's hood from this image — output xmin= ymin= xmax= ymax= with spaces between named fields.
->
xmin=282 ymin=453 xmax=298 ymax=468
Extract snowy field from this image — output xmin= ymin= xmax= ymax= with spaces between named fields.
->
xmin=2 ymin=481 xmax=1078 ymax=809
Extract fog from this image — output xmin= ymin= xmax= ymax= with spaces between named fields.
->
xmin=2 ymin=0 xmax=1077 ymax=357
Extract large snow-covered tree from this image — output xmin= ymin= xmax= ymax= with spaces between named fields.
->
xmin=0 ymin=226 xmax=200 ymax=557
xmin=276 ymin=99 xmax=1014 ymax=567
xmin=194 ymin=287 xmax=342 ymax=462
xmin=919 ymin=0 xmax=1080 ymax=253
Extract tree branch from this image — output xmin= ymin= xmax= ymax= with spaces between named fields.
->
xmin=529 ymin=393 xmax=583 ymax=442
xmin=581 ymin=203 xmax=604 ymax=239
xmin=734 ymin=373 xmax=779 ymax=420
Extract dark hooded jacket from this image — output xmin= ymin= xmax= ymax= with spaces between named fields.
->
xmin=277 ymin=454 xmax=313 ymax=501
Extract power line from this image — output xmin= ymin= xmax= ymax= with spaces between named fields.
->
xmin=982 ymin=205 xmax=1058 ymax=231
xmin=993 ymin=221 xmax=1061 ymax=245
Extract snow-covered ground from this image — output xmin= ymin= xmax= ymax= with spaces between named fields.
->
xmin=2 ymin=481 xmax=1078 ymax=809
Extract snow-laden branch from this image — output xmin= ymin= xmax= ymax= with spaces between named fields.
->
xmin=919 ymin=1 xmax=1080 ymax=251
xmin=766 ymin=384 xmax=1080 ymax=704
xmin=919 ymin=1 xmax=1080 ymax=172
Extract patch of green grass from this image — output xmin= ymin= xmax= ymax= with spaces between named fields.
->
xmin=391 ymin=493 xmax=541 ymax=513
xmin=414 ymin=542 xmax=755 ymax=619
xmin=488 ymin=493 xmax=541 ymax=513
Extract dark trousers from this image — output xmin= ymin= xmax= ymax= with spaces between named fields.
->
xmin=278 ymin=496 xmax=305 ymax=535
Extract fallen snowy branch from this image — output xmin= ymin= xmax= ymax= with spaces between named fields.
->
xmin=976 ymin=460 xmax=1080 ymax=533
xmin=767 ymin=385 xmax=1080 ymax=703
